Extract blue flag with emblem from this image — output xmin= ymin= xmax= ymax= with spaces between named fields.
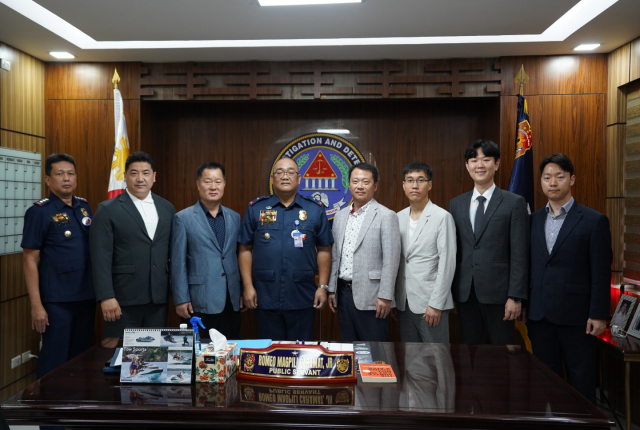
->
xmin=508 ymin=95 xmax=534 ymax=214
xmin=508 ymin=94 xmax=533 ymax=353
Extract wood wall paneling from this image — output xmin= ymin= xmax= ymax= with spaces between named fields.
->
xmin=607 ymin=198 xmax=624 ymax=282
xmin=0 ymin=254 xmax=27 ymax=302
xmin=140 ymin=60 xmax=502 ymax=101
xmin=45 ymin=62 xmax=144 ymax=101
xmin=607 ymin=125 xmax=626 ymax=198
xmin=0 ymin=43 xmax=45 ymax=137
xmin=629 ymin=37 xmax=640 ymax=83
xmin=607 ymin=44 xmax=631 ymax=126
xmin=45 ymin=100 xmax=140 ymax=211
xmin=0 ymin=296 xmax=41 ymax=390
xmin=624 ymin=80 xmax=640 ymax=282
xmin=500 ymin=94 xmax=606 ymax=214
xmin=500 ymin=55 xmax=606 ymax=97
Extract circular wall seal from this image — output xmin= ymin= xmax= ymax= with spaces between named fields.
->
xmin=270 ymin=133 xmax=366 ymax=220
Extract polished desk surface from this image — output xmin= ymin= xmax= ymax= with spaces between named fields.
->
xmin=598 ymin=328 xmax=640 ymax=358
xmin=2 ymin=338 xmax=613 ymax=429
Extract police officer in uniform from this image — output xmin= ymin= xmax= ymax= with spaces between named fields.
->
xmin=22 ymin=154 xmax=95 ymax=379
xmin=239 ymin=157 xmax=333 ymax=341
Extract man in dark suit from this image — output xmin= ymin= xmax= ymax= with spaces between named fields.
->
xmin=91 ymin=151 xmax=177 ymax=338
xmin=449 ymin=139 xmax=529 ymax=345
xmin=171 ymin=162 xmax=242 ymax=339
xmin=526 ymin=153 xmax=611 ymax=403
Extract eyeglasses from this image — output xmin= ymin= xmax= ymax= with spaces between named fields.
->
xmin=404 ymin=178 xmax=430 ymax=185
xmin=273 ymin=169 xmax=299 ymax=178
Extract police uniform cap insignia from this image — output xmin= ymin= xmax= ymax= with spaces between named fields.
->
xmin=74 ymin=196 xmax=88 ymax=203
xmin=34 ymin=198 xmax=50 ymax=206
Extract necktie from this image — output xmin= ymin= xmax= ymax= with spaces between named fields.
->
xmin=474 ymin=196 xmax=486 ymax=235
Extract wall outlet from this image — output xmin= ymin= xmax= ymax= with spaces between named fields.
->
xmin=0 ymin=59 xmax=9 ymax=71
xmin=22 ymin=350 xmax=31 ymax=363
xmin=11 ymin=355 xmax=21 ymax=369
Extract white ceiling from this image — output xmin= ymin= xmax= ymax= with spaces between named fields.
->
xmin=0 ymin=0 xmax=639 ymax=63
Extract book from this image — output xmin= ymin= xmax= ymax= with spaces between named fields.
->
xmin=358 ymin=362 xmax=397 ymax=383
xmin=120 ymin=328 xmax=193 ymax=384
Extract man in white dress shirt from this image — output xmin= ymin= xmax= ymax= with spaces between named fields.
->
xmin=395 ymin=162 xmax=456 ymax=343
xmin=91 ymin=152 xmax=177 ymax=338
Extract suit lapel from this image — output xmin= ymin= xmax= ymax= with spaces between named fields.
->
xmin=474 ymin=187 xmax=503 ymax=243
xmin=398 ymin=208 xmax=409 ymax=255
xmin=549 ymin=203 xmax=582 ymax=260
xmin=353 ymin=200 xmax=378 ymax=251
xmin=120 ymin=191 xmax=151 ymax=241
xmin=335 ymin=209 xmax=349 ymax=255
xmin=221 ymin=205 xmax=234 ymax=254
xmin=153 ymin=194 xmax=167 ymax=242
xmin=534 ymin=210 xmax=549 ymax=257
xmin=193 ymin=202 xmax=221 ymax=252
xmin=459 ymin=191 xmax=474 ymax=239
xmin=407 ymin=201 xmax=432 ymax=257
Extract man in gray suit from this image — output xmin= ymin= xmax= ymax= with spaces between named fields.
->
xmin=328 ymin=163 xmax=401 ymax=342
xmin=91 ymin=152 xmax=177 ymax=338
xmin=448 ymin=140 xmax=529 ymax=345
xmin=171 ymin=162 xmax=242 ymax=339
xmin=395 ymin=162 xmax=456 ymax=343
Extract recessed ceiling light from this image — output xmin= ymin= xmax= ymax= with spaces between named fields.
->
xmin=49 ymin=51 xmax=75 ymax=58
xmin=573 ymin=43 xmax=601 ymax=51
xmin=317 ymin=129 xmax=350 ymax=134
xmin=259 ymin=0 xmax=361 ymax=5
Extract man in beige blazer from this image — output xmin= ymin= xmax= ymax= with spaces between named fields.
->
xmin=395 ymin=162 xmax=456 ymax=343
xmin=328 ymin=163 xmax=401 ymax=342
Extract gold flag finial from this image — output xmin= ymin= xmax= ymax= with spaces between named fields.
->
xmin=514 ymin=65 xmax=529 ymax=96
xmin=112 ymin=68 xmax=120 ymax=90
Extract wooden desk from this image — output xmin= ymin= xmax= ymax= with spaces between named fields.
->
xmin=1 ymin=338 xmax=612 ymax=429
xmin=597 ymin=329 xmax=640 ymax=430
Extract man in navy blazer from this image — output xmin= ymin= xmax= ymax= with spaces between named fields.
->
xmin=526 ymin=153 xmax=612 ymax=403
xmin=171 ymin=162 xmax=242 ymax=339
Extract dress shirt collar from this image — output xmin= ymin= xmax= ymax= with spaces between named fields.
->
xmin=545 ymin=196 xmax=574 ymax=217
xmin=349 ymin=199 xmax=372 ymax=216
xmin=471 ymin=183 xmax=496 ymax=203
xmin=199 ymin=200 xmax=224 ymax=217
xmin=126 ymin=188 xmax=154 ymax=204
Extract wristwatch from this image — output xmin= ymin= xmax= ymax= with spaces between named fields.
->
xmin=508 ymin=296 xmax=522 ymax=304
xmin=317 ymin=284 xmax=329 ymax=291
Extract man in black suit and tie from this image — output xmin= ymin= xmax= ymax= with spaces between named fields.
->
xmin=449 ymin=140 xmax=529 ymax=345
xmin=91 ymin=152 xmax=177 ymax=337
xmin=525 ymin=153 xmax=611 ymax=403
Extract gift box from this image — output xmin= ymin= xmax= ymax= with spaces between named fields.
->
xmin=195 ymin=342 xmax=238 ymax=384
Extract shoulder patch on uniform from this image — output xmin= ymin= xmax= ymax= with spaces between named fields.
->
xmin=74 ymin=196 xmax=88 ymax=203
xmin=249 ymin=196 xmax=269 ymax=206
xmin=34 ymin=198 xmax=50 ymax=206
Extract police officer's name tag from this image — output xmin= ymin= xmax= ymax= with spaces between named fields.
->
xmin=292 ymin=231 xmax=304 ymax=248
xmin=260 ymin=210 xmax=277 ymax=225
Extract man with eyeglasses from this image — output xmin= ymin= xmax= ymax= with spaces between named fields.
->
xmin=328 ymin=163 xmax=401 ymax=342
xmin=394 ymin=162 xmax=457 ymax=343
xmin=170 ymin=162 xmax=242 ymax=339
xmin=238 ymin=157 xmax=333 ymax=341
